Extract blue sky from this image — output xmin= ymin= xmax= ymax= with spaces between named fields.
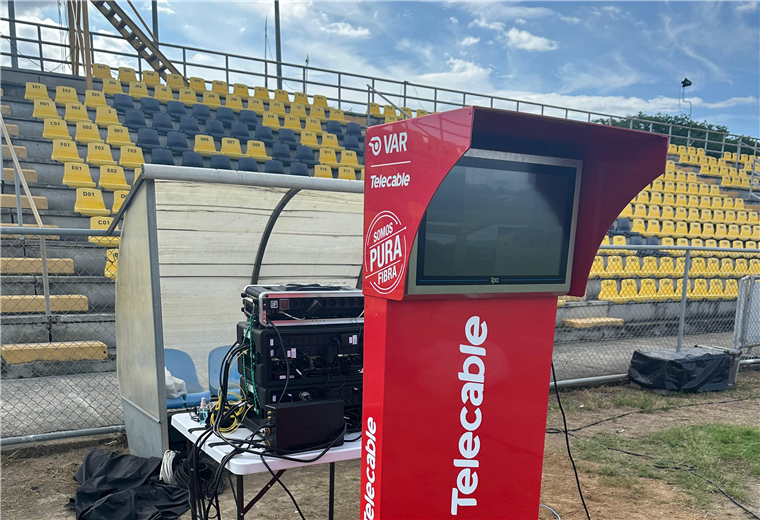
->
xmin=6 ymin=1 xmax=760 ymax=136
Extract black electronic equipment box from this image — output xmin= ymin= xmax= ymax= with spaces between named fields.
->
xmin=241 ymin=284 xmax=364 ymax=327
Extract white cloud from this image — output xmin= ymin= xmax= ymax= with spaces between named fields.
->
xmin=558 ymin=58 xmax=651 ymax=93
xmin=459 ymin=36 xmax=480 ymax=46
xmin=469 ymin=18 xmax=505 ymax=31
xmin=503 ymin=28 xmax=558 ymax=51
xmin=515 ymin=18 xmax=527 ymax=25
xmin=319 ymin=22 xmax=370 ymax=38
xmin=449 ymin=16 xmax=458 ymax=24
xmin=559 ymin=16 xmax=581 ymax=24
xmin=735 ymin=2 xmax=759 ymax=13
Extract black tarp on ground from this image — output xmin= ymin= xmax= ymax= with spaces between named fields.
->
xmin=628 ymin=347 xmax=731 ymax=393
xmin=67 ymin=449 xmax=189 ymax=520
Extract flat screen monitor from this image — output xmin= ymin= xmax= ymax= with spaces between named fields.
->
xmin=407 ymin=149 xmax=582 ymax=295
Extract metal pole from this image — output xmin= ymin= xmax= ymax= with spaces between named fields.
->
xmin=0 ymin=425 xmax=126 ymax=447
xmin=82 ymin=2 xmax=93 ymax=90
xmin=736 ymin=138 xmax=742 ymax=171
xmin=151 ymin=0 xmax=159 ymax=44
xmin=8 ymin=0 xmax=18 ymax=68
xmin=274 ymin=0 xmax=283 ymax=90
xmin=39 ymin=236 xmax=52 ymax=318
xmin=676 ymin=249 xmax=691 ymax=352
xmin=366 ymin=86 xmax=371 ymax=127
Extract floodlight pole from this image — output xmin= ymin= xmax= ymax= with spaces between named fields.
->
xmin=274 ymin=0 xmax=283 ymax=90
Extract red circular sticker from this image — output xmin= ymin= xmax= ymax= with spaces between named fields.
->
xmin=364 ymin=211 xmax=407 ymax=295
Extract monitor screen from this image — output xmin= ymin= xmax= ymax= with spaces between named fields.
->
xmin=415 ymin=153 xmax=579 ymax=287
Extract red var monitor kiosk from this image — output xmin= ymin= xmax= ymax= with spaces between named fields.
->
xmin=361 ymin=107 xmax=667 ymax=519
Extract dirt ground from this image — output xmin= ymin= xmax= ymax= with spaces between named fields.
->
xmin=2 ymin=369 xmax=759 ymax=520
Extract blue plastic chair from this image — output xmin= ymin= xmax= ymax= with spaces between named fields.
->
xmin=326 ymin=120 xmax=343 ymax=136
xmin=136 ymin=127 xmax=161 ymax=150
xmin=164 ymin=348 xmax=211 ymax=409
xmin=254 ymin=124 xmax=274 ymax=144
xmin=290 ymin=161 xmax=308 ymax=176
xmin=167 ymin=100 xmax=187 ymax=120
xmin=113 ymin=94 xmax=135 ymax=113
xmin=230 ymin=121 xmax=250 ymax=141
xmin=345 ymin=122 xmax=362 ymax=138
xmin=191 ymin=104 xmax=211 ymax=122
xmin=205 ymin=119 xmax=226 ymax=139
xmin=344 ymin=135 xmax=361 ymax=153
xmin=182 ymin=150 xmax=204 ymax=168
xmin=166 ymin=131 xmax=189 ymax=153
xmin=264 ymin=159 xmax=285 ymax=174
xmin=151 ymin=148 xmax=175 ymax=165
xmin=140 ymin=97 xmax=161 ymax=117
xmin=240 ymin=110 xmax=258 ymax=129
xmin=152 ymin=112 xmax=175 ymax=133
xmin=278 ymin=128 xmax=297 ymax=148
xmin=124 ymin=109 xmax=147 ymax=131
xmin=210 ymin=154 xmax=231 ymax=170
xmin=295 ymin=145 xmax=317 ymax=166
xmin=237 ymin=157 xmax=259 ymax=172
xmin=179 ymin=116 xmax=201 ymax=137
xmin=207 ymin=346 xmax=243 ymax=398
xmin=216 ymin=107 xmax=235 ymax=126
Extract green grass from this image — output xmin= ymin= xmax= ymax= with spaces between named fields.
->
xmin=573 ymin=423 xmax=760 ymax=507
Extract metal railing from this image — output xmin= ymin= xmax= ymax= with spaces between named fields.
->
xmin=2 ymin=15 xmax=759 ymax=161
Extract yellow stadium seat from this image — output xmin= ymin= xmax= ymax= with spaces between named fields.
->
xmin=338 ymin=167 xmax=356 ymax=180
xmin=663 ymin=181 xmax=675 ymax=193
xmin=95 ymin=106 xmax=120 ymax=127
xmin=64 ymin=102 xmax=90 ymax=124
xmin=624 ymin=255 xmax=641 ymax=276
xmin=674 ymin=207 xmax=688 ymax=221
xmin=262 ymin=112 xmax=281 ymax=130
xmin=734 ymin=259 xmax=749 ymax=277
xmin=667 ymin=143 xmax=678 ymax=154
xmin=101 ymin=77 xmax=123 ymax=96
xmin=24 ymin=82 xmax=50 ymax=101
xmin=303 ymin=118 xmax=322 ymax=134
xmin=92 ymin=63 xmax=112 ymax=79
xmin=641 ymin=220 xmax=659 ymax=237
xmin=118 ymin=67 xmax=137 ymax=84
xmin=232 ymin=83 xmax=249 ymax=97
xmin=75 ymin=188 xmax=109 ymax=216
xmin=647 ymin=205 xmax=661 ymax=219
xmin=220 ymin=137 xmax=244 ymax=159
xmin=655 ymin=257 xmax=674 ymax=277
xmin=320 ymin=133 xmax=344 ymax=151
xmin=620 ymin=204 xmax=633 ymax=218
xmin=650 ymin=192 xmax=663 ymax=205
xmin=700 ymin=209 xmax=713 ymax=223
xmin=368 ymin=103 xmax=382 ymax=117
xmin=739 ymin=225 xmax=753 ymax=240
xmin=211 ymin=80 xmax=228 ymax=96
xmin=98 ymin=165 xmax=130 ymax=191
xmin=112 ymin=190 xmax=129 ymax=214
xmin=339 ymin=150 xmax=360 ymax=168
xmin=118 ymin=145 xmax=145 ymax=169
xmin=319 ymin=148 xmax=340 ymax=167
xmin=749 ymin=212 xmax=759 ymax=224
xmin=725 ymin=224 xmax=739 ymax=240
xmin=713 ymin=209 xmax=725 ymax=222
xmin=55 ymin=85 xmax=79 ymax=105
xmin=724 ymin=279 xmax=738 ymax=300
xmin=719 ymin=259 xmax=734 ymax=278
xmin=673 ymin=221 xmax=688 ymax=238
xmin=654 ymin=279 xmax=675 ymax=301
xmin=63 ymin=163 xmax=95 ymax=188
xmin=662 ymin=206 xmax=675 ymax=220
xmin=32 ymin=99 xmax=61 ymax=119
xmin=153 ymin=85 xmax=174 ymax=103
xmin=399 ymin=107 xmax=413 ymax=119
xmin=737 ymin=211 xmax=748 ymax=224
xmin=329 ymin=109 xmax=346 ymax=123
xmin=283 ymin=115 xmax=302 ymax=133
xmin=685 ymin=222 xmax=701 ymax=239
xmin=290 ymin=103 xmax=308 ymax=120
xmin=178 ymin=88 xmax=198 ymax=107
xmin=188 ymin=77 xmax=207 ymax=93
xmin=702 ymin=223 xmax=717 ymax=239
xmin=310 ymin=106 xmax=327 ymax=122
xmin=598 ymin=280 xmax=619 ymax=302
xmin=87 ymin=143 xmax=116 ymax=166
xmin=602 ymin=256 xmax=624 ymax=278
xmin=292 ymin=92 xmax=309 ymax=106
xmin=640 ymin=257 xmax=658 ymax=276
xmin=652 ymin=180 xmax=664 ymax=191
xmin=51 ymin=139 xmax=83 ymax=163
xmin=253 ymin=86 xmax=271 ymax=101
xmin=705 ymin=279 xmax=724 ymax=301
xmin=199 ymin=92 xmax=220 ymax=111
xmin=245 ymin=141 xmax=271 ymax=161
xmin=749 ymin=259 xmax=760 ymax=275
xmin=590 ymin=256 xmax=604 ymax=278
xmin=660 ymin=220 xmax=675 ymax=237
xmin=314 ymin=165 xmax=333 ymax=179
xmin=631 ymin=219 xmax=646 ymax=234
xmin=268 ymin=101 xmax=287 ymax=116
xmin=129 ymin=82 xmax=149 ymax=100
xmin=142 ymin=70 xmax=161 ymax=87
xmin=615 ymin=279 xmax=638 ymax=303
xmin=42 ymin=118 xmax=70 ymax=140
xmin=598 ymin=235 xmax=611 ymax=253
xmin=75 ymin=122 xmax=103 ymax=144
xmin=105 ymin=248 xmax=119 ymax=280
xmin=687 ymin=183 xmax=699 ymax=195
xmin=299 ymin=131 xmax=320 ymax=149
xmin=247 ymin=98 xmax=266 ymax=115
xmin=690 ymin=258 xmax=707 ymax=277
xmin=705 ymin=257 xmax=720 ymax=276
xmin=416 ymin=109 xmax=429 ymax=117
xmin=382 ymin=105 xmax=397 ymax=119
xmin=359 ymin=168 xmax=365 ymax=181
xmin=225 ymin=95 xmax=243 ymax=112
xmin=636 ymin=192 xmax=649 ymax=204
xmin=675 ymin=182 xmax=687 ymax=194
xmin=166 ymin=74 xmax=186 ymax=91
xmin=273 ymin=89 xmax=290 ymax=105
xmin=689 ymin=279 xmax=708 ymax=300
xmin=106 ymin=125 xmax=132 ymax=147
xmin=632 ymin=279 xmax=658 ymax=302
xmin=385 ymin=115 xmax=400 ymax=124
xmin=611 ymin=236 xmax=631 ymax=255
xmin=663 ymin=193 xmax=676 ymax=206
xmin=84 ymin=89 xmax=108 ymax=109
xmin=312 ymin=95 xmax=328 ymax=108
xmin=89 ymin=217 xmax=120 ymax=248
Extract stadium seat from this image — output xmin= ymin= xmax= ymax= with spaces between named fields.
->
xmin=295 ymin=145 xmax=316 ymax=165
xmin=264 ymin=160 xmax=285 ymax=174
xmin=713 ymin=209 xmax=725 ymax=223
xmin=211 ymin=80 xmax=228 ymax=97
xmin=271 ymin=89 xmax=289 ymax=105
xmin=166 ymin=100 xmax=186 ymax=120
xmin=140 ymin=97 xmax=161 ymax=117
xmin=210 ymin=155 xmax=232 ymax=170
xmin=106 ymin=125 xmax=132 ymax=147
xmin=182 ymin=151 xmax=204 ymax=168
xmin=660 ymin=221 xmax=675 ymax=237
xmin=117 ymin=67 xmax=137 ymax=84
xmin=54 ymin=85 xmax=79 ymax=105
xmin=87 ymin=143 xmax=116 ymax=166
xmin=632 ymin=279 xmax=658 ymax=302
xmin=329 ymin=109 xmax=346 ymax=123
xmin=98 ymin=165 xmax=129 ymax=191
xmin=623 ymin=255 xmax=641 ymax=276
xmin=233 ymin=83 xmax=249 ymax=97
xmin=220 ymin=138 xmax=244 ymax=159
xmin=194 ymin=135 xmax=217 ymax=156
xmin=151 ymin=112 xmax=174 ymax=133
xmin=589 ymin=256 xmax=604 ymax=278
xmin=290 ymin=162 xmax=308 ymax=176
xmin=382 ymin=105 xmax=396 ymax=119
xmin=42 ymin=118 xmax=70 ymax=140
xmin=278 ymin=128 xmax=298 ymax=147
xmin=33 ymin=99 xmax=60 ymax=120
xmin=310 ymin=106 xmax=327 ymax=122
xmin=88 ymin=216 xmax=120 ymax=247
xmin=346 ymin=122 xmax=362 ymax=138
xmin=230 ymin=121 xmax=251 ymax=141
xmin=283 ymin=115 xmax=302 ymax=133
xmin=255 ymin=125 xmax=275 ymax=144
xmin=314 ymin=165 xmax=333 ymax=179
xmin=191 ymin=103 xmax=212 ymax=122
xmin=598 ymin=280 xmax=619 ymax=302
xmin=166 ymin=131 xmax=189 ymax=153
xmin=661 ymin=206 xmax=674 ymax=221
xmin=650 ymin=192 xmax=663 ymax=205
xmin=85 ymin=90 xmax=108 ymax=109
xmin=338 ymin=166 xmax=357 ymax=180
xmin=203 ymin=92 xmax=221 ymax=110
xmin=136 ymin=128 xmax=162 ymax=150
xmin=262 ymin=112 xmax=281 ymax=131
xmin=216 ymin=107 xmax=235 ymax=126
xmin=179 ymin=88 xmax=198 ymax=107
xmin=189 ymin=77 xmax=207 ymax=93
xmin=324 ymin=121 xmax=342 ymax=136
xmin=272 ymin=142 xmax=293 ymax=163
xmin=152 ymin=85 xmax=173 ymax=104
xmin=339 ymin=150 xmax=361 ymax=168
xmin=164 ymin=349 xmax=211 ymax=408
xmin=52 ymin=139 xmax=83 ymax=163
xmin=95 ymin=106 xmax=120 ymax=127
xmin=655 ymin=279 xmax=675 ymax=301
xmin=647 ymin=205 xmax=660 ymax=219
xmin=179 ymin=116 xmax=201 ymax=137
xmin=75 ymin=122 xmax=103 ymax=144
xmin=240 ymin=110 xmax=258 ymax=129
xmin=75 ymin=188 xmax=109 ymax=216
xmin=301 ymin=117 xmax=321 ymax=135
xmin=289 ymin=104 xmax=308 ymax=121
xmin=368 ymin=103 xmax=382 ymax=117
xmin=62 ymin=163 xmax=96 ymax=188
xmin=719 ymin=259 xmax=734 ymax=278
xmin=246 ymin=98 xmax=266 ymax=115
xmin=101 ymin=78 xmax=123 ymax=97
xmin=142 ymin=70 xmax=161 ymax=87
xmin=299 ymin=130 xmax=320 ymax=149
xmin=253 ymin=86 xmax=270 ymax=101
xmin=225 ymin=94 xmax=243 ymax=112
xmin=111 ymin=190 xmax=129 ymax=213
xmin=321 ymin=133 xmax=344 ymax=152
xmin=25 ymin=81 xmax=50 ymax=101
xmin=319 ymin=148 xmax=340 ymax=167
xmin=312 ymin=95 xmax=328 ymax=107
xmin=205 ymin=119 xmax=226 ymax=139
xmin=237 ymin=157 xmax=259 ymax=172
xmin=64 ymin=102 xmax=90 ymax=123
xmin=735 ymin=199 xmax=745 ymax=211
xmin=112 ymin=94 xmax=134 ymax=113
xmin=128 ymin=82 xmax=149 ymax=100
xmin=245 ymin=141 xmax=271 ymax=161
xmin=124 ymin=109 xmax=147 ymax=130
xmin=119 ymin=146 xmax=145 ymax=169
xmin=633 ymin=204 xmax=647 ymax=218
xmin=166 ymin=73 xmax=185 ymax=91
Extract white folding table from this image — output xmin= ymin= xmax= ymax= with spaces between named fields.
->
xmin=172 ymin=413 xmax=362 ymax=520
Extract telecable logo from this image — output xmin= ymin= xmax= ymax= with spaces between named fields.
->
xmin=368 ymin=132 xmax=408 ymax=156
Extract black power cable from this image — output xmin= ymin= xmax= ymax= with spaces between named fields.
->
xmin=268 ymin=319 xmax=291 ymax=403
xmin=259 ymin=455 xmax=307 ymax=520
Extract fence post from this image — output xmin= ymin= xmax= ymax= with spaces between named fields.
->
xmin=38 ymin=25 xmax=44 ymax=71
xmin=676 ymin=249 xmax=691 ymax=352
xmin=8 ymin=0 xmax=19 ymax=68
xmin=403 ymin=81 xmax=407 ymax=107
xmin=39 ymin=236 xmax=53 ymax=318
xmin=736 ymin=138 xmax=742 ymax=171
xmin=366 ymin=86 xmax=371 ymax=127
xmin=337 ymin=73 xmax=342 ymax=110
xmin=225 ymin=55 xmax=229 ymax=86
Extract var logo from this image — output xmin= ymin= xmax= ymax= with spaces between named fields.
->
xmin=369 ymin=132 xmax=408 ymax=156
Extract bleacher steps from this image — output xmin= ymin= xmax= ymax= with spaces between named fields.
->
xmin=1 ymin=340 xmax=108 ymax=364
xmin=563 ymin=317 xmax=625 ymax=329
xmin=5 ymin=123 xmax=19 ymax=136
xmin=3 ymin=167 xmax=37 ymax=182
xmin=1 ymin=105 xmax=9 ymax=115
xmin=1 ymin=294 xmax=89 ymax=313
xmin=0 ymin=193 xmax=48 ymax=209
xmin=1 ymin=143 xmax=26 ymax=158
xmin=1 ymin=257 xmax=75 ymax=274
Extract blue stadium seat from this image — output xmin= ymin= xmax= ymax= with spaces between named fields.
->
xmin=344 ymin=135 xmax=361 ymax=153
xmin=164 ymin=348 xmax=210 ymax=409
xmin=151 ymin=148 xmax=175 ymax=165
xmin=240 ymin=110 xmax=258 ymax=129
xmin=326 ymin=120 xmax=343 ymax=136
xmin=205 ymin=119 xmax=226 ymax=139
xmin=167 ymin=100 xmax=187 ymax=120
xmin=345 ymin=122 xmax=362 ymax=138
xmin=216 ymin=107 xmax=235 ymax=126
xmin=210 ymin=154 xmax=232 ymax=170
xmin=290 ymin=161 xmax=308 ymax=176
xmin=264 ymin=160 xmax=285 ymax=174
xmin=181 ymin=150 xmax=204 ymax=168
xmin=295 ymin=145 xmax=317 ymax=166
xmin=113 ymin=93 xmax=134 ymax=113
xmin=152 ymin=112 xmax=174 ymax=133
xmin=272 ymin=142 xmax=293 ymax=164
xmin=140 ymin=97 xmax=161 ymax=117
xmin=179 ymin=116 xmax=201 ymax=137
xmin=124 ymin=109 xmax=147 ymax=131
xmin=166 ymin=131 xmax=189 ymax=153
xmin=614 ymin=218 xmax=632 ymax=235
xmin=207 ymin=346 xmax=243 ymax=398
xmin=230 ymin=121 xmax=250 ymax=141
xmin=629 ymin=235 xmax=645 ymax=246
xmin=136 ymin=127 xmax=162 ymax=150
xmin=237 ymin=157 xmax=259 ymax=172
xmin=255 ymin=124 xmax=274 ymax=144
xmin=191 ymin=103 xmax=211 ymax=122
xmin=278 ymin=128 xmax=297 ymax=148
